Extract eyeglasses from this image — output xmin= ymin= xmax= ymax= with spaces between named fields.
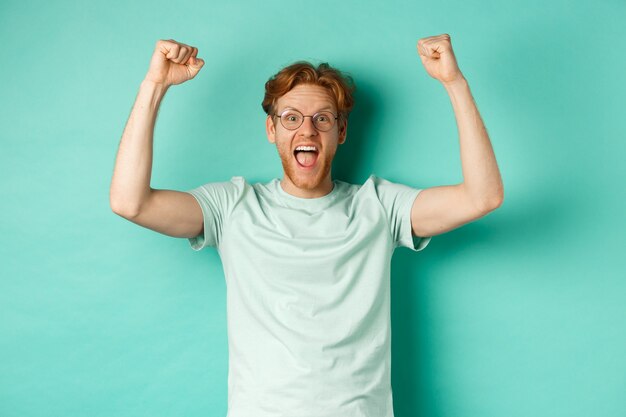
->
xmin=274 ymin=109 xmax=339 ymax=132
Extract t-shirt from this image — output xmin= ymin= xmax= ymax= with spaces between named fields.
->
xmin=185 ymin=174 xmax=431 ymax=417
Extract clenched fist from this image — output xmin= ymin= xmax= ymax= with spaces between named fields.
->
xmin=144 ymin=39 xmax=205 ymax=87
xmin=417 ymin=34 xmax=463 ymax=85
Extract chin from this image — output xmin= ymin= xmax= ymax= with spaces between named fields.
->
xmin=281 ymin=158 xmax=332 ymax=191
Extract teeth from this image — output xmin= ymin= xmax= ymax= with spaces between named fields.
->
xmin=295 ymin=145 xmax=317 ymax=151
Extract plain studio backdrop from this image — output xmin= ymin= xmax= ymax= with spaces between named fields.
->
xmin=1 ymin=0 xmax=624 ymax=416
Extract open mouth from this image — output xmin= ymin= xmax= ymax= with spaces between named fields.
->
xmin=294 ymin=149 xmax=319 ymax=169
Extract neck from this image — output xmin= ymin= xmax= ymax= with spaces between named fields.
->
xmin=280 ymin=175 xmax=334 ymax=198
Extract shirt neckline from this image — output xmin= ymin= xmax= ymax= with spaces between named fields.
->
xmin=272 ymin=178 xmax=340 ymax=210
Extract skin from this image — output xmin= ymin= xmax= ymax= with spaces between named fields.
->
xmin=111 ymin=35 xmax=503 ymax=243
xmin=265 ymin=84 xmax=347 ymax=198
xmin=110 ymin=39 xmax=207 ymax=240
xmin=409 ymin=34 xmax=504 ymax=238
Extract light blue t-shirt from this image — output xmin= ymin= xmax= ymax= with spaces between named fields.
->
xmin=185 ymin=174 xmax=431 ymax=417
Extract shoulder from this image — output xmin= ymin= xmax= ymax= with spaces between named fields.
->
xmin=187 ymin=176 xmax=250 ymax=207
xmin=360 ymin=174 xmax=420 ymax=196
xmin=192 ymin=175 xmax=248 ymax=190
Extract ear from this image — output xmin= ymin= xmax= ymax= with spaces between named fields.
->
xmin=338 ymin=118 xmax=348 ymax=145
xmin=266 ymin=115 xmax=276 ymax=144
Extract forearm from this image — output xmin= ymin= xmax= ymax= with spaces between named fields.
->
xmin=444 ymin=77 xmax=503 ymax=211
xmin=110 ymin=80 xmax=169 ymax=216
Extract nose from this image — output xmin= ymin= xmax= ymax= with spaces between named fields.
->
xmin=298 ymin=116 xmax=318 ymax=136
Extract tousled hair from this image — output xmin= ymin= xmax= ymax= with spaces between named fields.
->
xmin=262 ymin=61 xmax=356 ymax=121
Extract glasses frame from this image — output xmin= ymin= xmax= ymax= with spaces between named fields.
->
xmin=273 ymin=108 xmax=339 ymax=132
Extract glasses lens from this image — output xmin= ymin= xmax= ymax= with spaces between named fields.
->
xmin=313 ymin=112 xmax=336 ymax=131
xmin=280 ymin=110 xmax=303 ymax=130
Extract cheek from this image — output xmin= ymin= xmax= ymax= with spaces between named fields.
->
xmin=276 ymin=137 xmax=294 ymax=155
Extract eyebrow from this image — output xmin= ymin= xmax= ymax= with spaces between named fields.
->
xmin=279 ymin=106 xmax=335 ymax=113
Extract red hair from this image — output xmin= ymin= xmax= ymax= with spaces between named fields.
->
xmin=262 ymin=61 xmax=356 ymax=121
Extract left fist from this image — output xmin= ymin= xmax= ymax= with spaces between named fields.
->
xmin=417 ymin=34 xmax=463 ymax=85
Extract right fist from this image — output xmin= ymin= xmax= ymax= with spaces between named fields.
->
xmin=144 ymin=39 xmax=205 ymax=86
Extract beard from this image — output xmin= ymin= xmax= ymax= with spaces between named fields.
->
xmin=276 ymin=141 xmax=337 ymax=191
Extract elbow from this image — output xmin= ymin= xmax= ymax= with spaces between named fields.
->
xmin=110 ymin=197 xmax=140 ymax=219
xmin=479 ymin=189 xmax=504 ymax=213
xmin=111 ymin=204 xmax=137 ymax=220
xmin=110 ymin=187 xmax=149 ymax=219
xmin=470 ymin=181 xmax=504 ymax=214
xmin=488 ymin=194 xmax=504 ymax=211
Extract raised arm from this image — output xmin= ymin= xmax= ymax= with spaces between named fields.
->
xmin=109 ymin=39 xmax=206 ymax=238
xmin=410 ymin=34 xmax=504 ymax=238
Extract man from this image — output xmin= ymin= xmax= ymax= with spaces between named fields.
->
xmin=110 ymin=34 xmax=503 ymax=417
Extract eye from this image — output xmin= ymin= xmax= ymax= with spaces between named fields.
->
xmin=282 ymin=111 xmax=302 ymax=123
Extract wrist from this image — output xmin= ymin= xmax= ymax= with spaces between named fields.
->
xmin=137 ymin=79 xmax=170 ymax=110
xmin=141 ymin=78 xmax=171 ymax=94
xmin=442 ymin=75 xmax=468 ymax=92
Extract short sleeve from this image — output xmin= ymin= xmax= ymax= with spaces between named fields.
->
xmin=370 ymin=175 xmax=432 ymax=252
xmin=184 ymin=176 xmax=246 ymax=251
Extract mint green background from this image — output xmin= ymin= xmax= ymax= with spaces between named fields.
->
xmin=1 ymin=0 xmax=624 ymax=416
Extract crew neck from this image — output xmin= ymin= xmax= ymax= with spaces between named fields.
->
xmin=272 ymin=178 xmax=340 ymax=210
